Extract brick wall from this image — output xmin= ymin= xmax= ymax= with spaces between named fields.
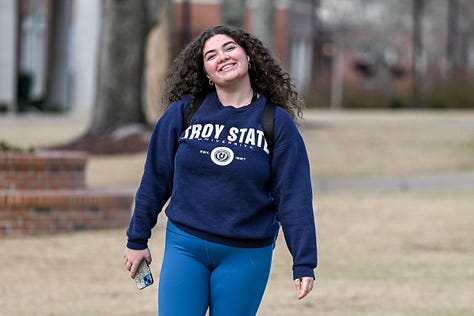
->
xmin=0 ymin=151 xmax=134 ymax=236
xmin=0 ymin=151 xmax=87 ymax=190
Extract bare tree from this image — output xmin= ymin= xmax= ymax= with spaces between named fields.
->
xmin=145 ymin=0 xmax=173 ymax=121
xmin=52 ymin=0 xmax=169 ymax=154
xmin=412 ymin=0 xmax=424 ymax=108
xmin=446 ymin=0 xmax=474 ymax=78
xmin=88 ymin=0 xmax=160 ymax=137
xmin=446 ymin=0 xmax=460 ymax=77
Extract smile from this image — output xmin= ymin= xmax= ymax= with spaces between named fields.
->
xmin=219 ymin=63 xmax=236 ymax=71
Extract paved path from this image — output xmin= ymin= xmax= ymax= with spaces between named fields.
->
xmin=314 ymin=170 xmax=474 ymax=193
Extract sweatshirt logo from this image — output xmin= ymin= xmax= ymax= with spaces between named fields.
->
xmin=182 ymin=123 xmax=269 ymax=154
xmin=211 ymin=147 xmax=234 ymax=166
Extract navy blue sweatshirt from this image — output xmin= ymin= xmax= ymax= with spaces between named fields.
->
xmin=126 ymin=92 xmax=317 ymax=279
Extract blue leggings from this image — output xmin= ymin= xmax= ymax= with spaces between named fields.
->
xmin=158 ymin=221 xmax=273 ymax=316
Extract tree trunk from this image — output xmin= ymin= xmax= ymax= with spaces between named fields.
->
xmin=412 ymin=0 xmax=424 ymax=108
xmin=330 ymin=39 xmax=343 ymax=110
xmin=446 ymin=0 xmax=460 ymax=78
xmin=88 ymin=0 xmax=149 ymax=136
xmin=145 ymin=0 xmax=172 ymax=121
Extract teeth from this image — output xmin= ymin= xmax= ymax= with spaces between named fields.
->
xmin=221 ymin=64 xmax=233 ymax=71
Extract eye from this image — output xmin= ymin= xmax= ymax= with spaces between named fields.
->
xmin=206 ymin=54 xmax=216 ymax=61
xmin=225 ymin=45 xmax=236 ymax=52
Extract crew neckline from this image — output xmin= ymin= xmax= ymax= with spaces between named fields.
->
xmin=211 ymin=91 xmax=262 ymax=111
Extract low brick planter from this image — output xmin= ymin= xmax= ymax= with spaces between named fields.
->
xmin=0 ymin=189 xmax=133 ymax=236
xmin=0 ymin=150 xmax=87 ymax=190
xmin=0 ymin=150 xmax=134 ymax=236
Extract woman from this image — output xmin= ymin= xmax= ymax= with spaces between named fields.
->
xmin=124 ymin=25 xmax=317 ymax=315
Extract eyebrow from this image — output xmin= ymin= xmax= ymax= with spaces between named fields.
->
xmin=203 ymin=40 xmax=237 ymax=58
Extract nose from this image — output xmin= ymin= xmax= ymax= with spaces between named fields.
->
xmin=216 ymin=51 xmax=229 ymax=63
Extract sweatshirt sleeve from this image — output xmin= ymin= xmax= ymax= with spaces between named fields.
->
xmin=126 ymin=96 xmax=190 ymax=250
xmin=270 ymin=108 xmax=318 ymax=280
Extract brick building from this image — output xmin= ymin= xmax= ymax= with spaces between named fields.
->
xmin=0 ymin=0 xmax=322 ymax=115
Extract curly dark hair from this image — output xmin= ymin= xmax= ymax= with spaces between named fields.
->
xmin=162 ymin=25 xmax=304 ymax=122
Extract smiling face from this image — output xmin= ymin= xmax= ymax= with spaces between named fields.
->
xmin=202 ymin=34 xmax=250 ymax=88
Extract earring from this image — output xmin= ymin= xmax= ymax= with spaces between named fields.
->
xmin=247 ymin=56 xmax=251 ymax=69
xmin=209 ymin=78 xmax=214 ymax=86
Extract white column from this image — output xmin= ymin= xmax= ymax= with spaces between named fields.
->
xmin=47 ymin=0 xmax=73 ymax=110
xmin=71 ymin=0 xmax=101 ymax=116
xmin=0 ymin=0 xmax=17 ymax=112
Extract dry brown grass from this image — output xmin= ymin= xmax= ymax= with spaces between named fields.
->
xmin=1 ymin=191 xmax=472 ymax=316
xmin=1 ymin=110 xmax=473 ymax=315
xmin=302 ymin=110 xmax=474 ymax=177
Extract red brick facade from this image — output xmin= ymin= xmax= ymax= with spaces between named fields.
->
xmin=171 ymin=1 xmax=316 ymax=72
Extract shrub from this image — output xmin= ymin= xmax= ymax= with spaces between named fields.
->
xmin=424 ymin=78 xmax=474 ymax=109
xmin=304 ymin=76 xmax=474 ymax=109
xmin=0 ymin=140 xmax=35 ymax=152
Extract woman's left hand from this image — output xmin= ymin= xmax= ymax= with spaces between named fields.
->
xmin=294 ymin=276 xmax=314 ymax=300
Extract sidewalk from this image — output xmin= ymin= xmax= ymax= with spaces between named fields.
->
xmin=314 ymin=170 xmax=474 ymax=193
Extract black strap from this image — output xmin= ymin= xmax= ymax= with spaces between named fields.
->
xmin=183 ymin=95 xmax=205 ymax=128
xmin=183 ymin=95 xmax=276 ymax=154
xmin=262 ymin=100 xmax=276 ymax=155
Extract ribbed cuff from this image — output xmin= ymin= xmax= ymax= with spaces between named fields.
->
xmin=126 ymin=239 xmax=148 ymax=250
xmin=293 ymin=265 xmax=315 ymax=280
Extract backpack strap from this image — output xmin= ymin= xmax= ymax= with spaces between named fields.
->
xmin=183 ymin=95 xmax=205 ymax=128
xmin=262 ymin=100 xmax=276 ymax=156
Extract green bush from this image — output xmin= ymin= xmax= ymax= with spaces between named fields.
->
xmin=424 ymin=78 xmax=474 ymax=108
xmin=304 ymin=77 xmax=474 ymax=109
xmin=0 ymin=140 xmax=35 ymax=152
xmin=0 ymin=103 xmax=8 ymax=113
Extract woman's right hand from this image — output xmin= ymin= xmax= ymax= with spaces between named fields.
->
xmin=124 ymin=247 xmax=152 ymax=279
